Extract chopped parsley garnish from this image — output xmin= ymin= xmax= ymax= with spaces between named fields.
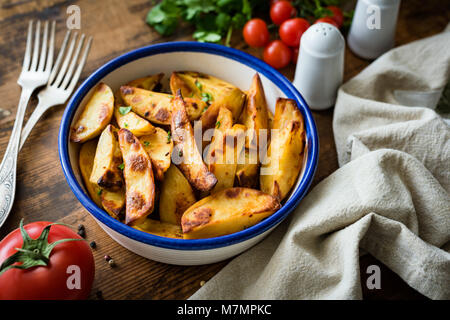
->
xmin=144 ymin=141 xmax=150 ymax=147
xmin=195 ymin=80 xmax=202 ymax=91
xmin=216 ymin=121 xmax=221 ymax=128
xmin=201 ymin=92 xmax=213 ymax=103
xmin=119 ymin=106 xmax=132 ymax=115
xmin=124 ymin=122 xmax=128 ymax=128
xmin=118 ymin=163 xmax=125 ymax=170
xmin=97 ymin=189 xmax=102 ymax=196
xmin=167 ymin=130 xmax=171 ymax=143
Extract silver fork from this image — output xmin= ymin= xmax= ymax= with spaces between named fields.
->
xmin=0 ymin=21 xmax=55 ymax=228
xmin=19 ymin=30 xmax=93 ymax=150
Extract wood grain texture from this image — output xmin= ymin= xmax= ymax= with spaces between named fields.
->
xmin=0 ymin=0 xmax=448 ymax=300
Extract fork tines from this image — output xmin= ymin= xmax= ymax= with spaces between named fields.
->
xmin=48 ymin=30 xmax=93 ymax=91
xmin=23 ymin=20 xmax=56 ymax=73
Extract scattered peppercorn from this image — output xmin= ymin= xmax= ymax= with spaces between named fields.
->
xmin=104 ymin=255 xmax=111 ymax=262
xmin=77 ymin=228 xmax=86 ymax=238
xmin=96 ymin=290 xmax=103 ymax=299
xmin=89 ymin=241 xmax=97 ymax=249
xmin=108 ymin=259 xmax=116 ymax=267
xmin=77 ymin=224 xmax=85 ymax=231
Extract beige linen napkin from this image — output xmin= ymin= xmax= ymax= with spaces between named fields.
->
xmin=191 ymin=26 xmax=450 ymax=300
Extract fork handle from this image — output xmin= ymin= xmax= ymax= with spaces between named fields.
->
xmin=0 ymin=88 xmax=33 ymax=228
xmin=19 ymin=99 xmax=49 ymax=150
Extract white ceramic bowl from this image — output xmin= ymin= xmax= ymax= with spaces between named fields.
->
xmin=59 ymin=42 xmax=318 ymax=265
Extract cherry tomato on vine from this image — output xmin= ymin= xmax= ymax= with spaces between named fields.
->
xmin=270 ymin=0 xmax=291 ymax=5
xmin=0 ymin=220 xmax=95 ymax=300
xmin=263 ymin=40 xmax=292 ymax=69
xmin=270 ymin=1 xmax=297 ymax=26
xmin=314 ymin=17 xmax=339 ymax=28
xmin=325 ymin=6 xmax=344 ymax=28
xmin=279 ymin=18 xmax=310 ymax=48
xmin=243 ymin=18 xmax=270 ymax=47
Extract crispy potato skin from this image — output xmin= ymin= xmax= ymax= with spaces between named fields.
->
xmin=114 ymin=74 xmax=163 ymax=136
xmin=240 ymin=73 xmax=269 ymax=151
xmin=101 ymin=188 xmax=125 ymax=220
xmin=118 ymin=129 xmax=156 ymax=225
xmin=79 ymin=139 xmax=125 ymax=219
xmin=171 ymin=91 xmax=217 ymax=192
xmin=170 ymin=71 xmax=246 ymax=131
xmin=133 ymin=219 xmax=183 ymax=239
xmin=260 ymin=98 xmax=305 ymax=201
xmin=208 ymin=123 xmax=246 ymax=194
xmin=235 ymin=148 xmax=259 ymax=188
xmin=89 ymin=125 xmax=124 ymax=191
xmin=159 ymin=165 xmax=196 ymax=225
xmin=139 ymin=127 xmax=173 ymax=181
xmin=126 ymin=73 xmax=164 ymax=91
xmin=181 ymin=187 xmax=280 ymax=239
xmin=120 ymin=86 xmax=205 ymax=125
xmin=71 ymin=83 xmax=114 ymax=143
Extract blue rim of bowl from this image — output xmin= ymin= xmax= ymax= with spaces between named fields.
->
xmin=59 ymin=41 xmax=318 ymax=250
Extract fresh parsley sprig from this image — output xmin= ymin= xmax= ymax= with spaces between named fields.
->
xmin=146 ymin=0 xmax=267 ymax=47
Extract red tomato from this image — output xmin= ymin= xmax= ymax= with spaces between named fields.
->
xmin=314 ymin=17 xmax=339 ymax=28
xmin=263 ymin=40 xmax=292 ymax=69
xmin=243 ymin=18 xmax=270 ymax=47
xmin=292 ymin=47 xmax=299 ymax=64
xmin=326 ymin=6 xmax=344 ymax=28
xmin=270 ymin=0 xmax=291 ymax=5
xmin=0 ymin=221 xmax=95 ymax=300
xmin=270 ymin=1 xmax=297 ymax=25
xmin=279 ymin=18 xmax=310 ymax=48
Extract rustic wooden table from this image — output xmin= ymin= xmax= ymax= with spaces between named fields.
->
xmin=0 ymin=0 xmax=448 ymax=300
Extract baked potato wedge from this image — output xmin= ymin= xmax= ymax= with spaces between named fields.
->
xmin=126 ymin=73 xmax=164 ymax=91
xmin=114 ymin=89 xmax=156 ymax=137
xmin=181 ymin=187 xmax=280 ymax=239
xmin=71 ymin=83 xmax=114 ymax=143
xmin=101 ymin=188 xmax=125 ymax=220
xmin=170 ymin=71 xmax=246 ymax=130
xmin=159 ymin=165 xmax=196 ymax=225
xmin=171 ymin=91 xmax=217 ymax=192
xmin=133 ymin=219 xmax=183 ymax=239
xmin=120 ymin=86 xmax=205 ymax=125
xmin=235 ymin=147 xmax=259 ymax=188
xmin=208 ymin=123 xmax=246 ymax=193
xmin=89 ymin=124 xmax=124 ymax=191
xmin=78 ymin=139 xmax=125 ymax=219
xmin=139 ymin=127 xmax=173 ymax=181
xmin=239 ymin=73 xmax=270 ymax=151
xmin=205 ymin=107 xmax=233 ymax=165
xmin=78 ymin=140 xmax=103 ymax=207
xmin=118 ymin=129 xmax=156 ymax=225
xmin=260 ymin=98 xmax=305 ymax=201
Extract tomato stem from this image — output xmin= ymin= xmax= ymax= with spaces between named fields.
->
xmin=0 ymin=219 xmax=83 ymax=276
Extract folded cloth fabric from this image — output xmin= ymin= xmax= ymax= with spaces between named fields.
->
xmin=191 ymin=26 xmax=450 ymax=300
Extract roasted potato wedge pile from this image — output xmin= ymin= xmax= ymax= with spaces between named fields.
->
xmin=73 ymin=72 xmax=305 ymax=239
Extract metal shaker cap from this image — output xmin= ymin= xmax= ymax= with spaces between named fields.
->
xmin=293 ymin=23 xmax=345 ymax=110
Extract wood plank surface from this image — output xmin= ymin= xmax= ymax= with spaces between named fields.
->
xmin=0 ymin=0 xmax=448 ymax=300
